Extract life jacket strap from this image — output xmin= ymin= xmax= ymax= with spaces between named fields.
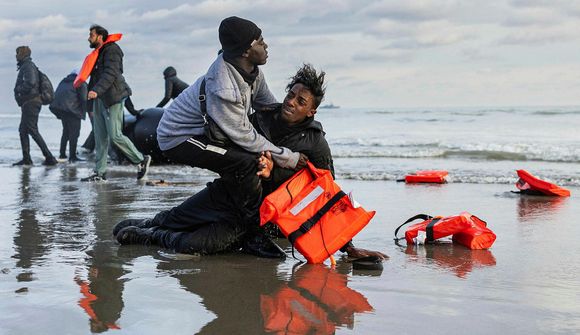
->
xmin=425 ymin=217 xmax=442 ymax=242
xmin=288 ymin=190 xmax=347 ymax=246
xmin=394 ymin=214 xmax=433 ymax=241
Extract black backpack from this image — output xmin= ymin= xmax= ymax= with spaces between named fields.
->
xmin=37 ymin=68 xmax=54 ymax=105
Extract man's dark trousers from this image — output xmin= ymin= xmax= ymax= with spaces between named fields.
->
xmin=19 ymin=99 xmax=53 ymax=162
xmin=59 ymin=114 xmax=81 ymax=159
xmin=148 ymin=178 xmax=248 ymax=254
xmin=162 ymin=135 xmax=263 ymax=228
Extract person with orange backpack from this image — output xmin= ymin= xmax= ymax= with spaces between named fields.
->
xmin=13 ymin=46 xmax=58 ymax=166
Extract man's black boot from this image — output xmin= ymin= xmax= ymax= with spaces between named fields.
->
xmin=241 ymin=232 xmax=286 ymax=259
xmin=43 ymin=156 xmax=58 ymax=166
xmin=13 ymin=159 xmax=33 ymax=166
xmin=116 ymin=226 xmax=155 ymax=246
xmin=113 ymin=218 xmax=157 ymax=237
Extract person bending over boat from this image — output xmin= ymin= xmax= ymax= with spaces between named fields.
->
xmin=114 ymin=64 xmax=386 ymax=260
xmin=156 ymin=66 xmax=188 ymax=108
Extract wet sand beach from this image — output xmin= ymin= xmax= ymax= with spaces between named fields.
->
xmin=1 ymin=162 xmax=579 ymax=334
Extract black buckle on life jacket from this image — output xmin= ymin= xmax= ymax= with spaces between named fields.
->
xmin=425 ymin=217 xmax=441 ymax=242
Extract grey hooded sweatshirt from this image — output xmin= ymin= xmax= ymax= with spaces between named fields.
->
xmin=156 ymin=54 xmax=299 ymax=169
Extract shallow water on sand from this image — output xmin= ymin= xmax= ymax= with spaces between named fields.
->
xmin=1 ymin=164 xmax=579 ymax=334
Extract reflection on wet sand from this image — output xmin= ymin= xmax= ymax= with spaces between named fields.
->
xmin=153 ymin=256 xmax=373 ymax=334
xmin=11 ymin=167 xmax=142 ymax=333
xmin=261 ymin=264 xmax=373 ymax=334
xmin=73 ymin=180 xmax=133 ymax=333
xmin=75 ymin=273 xmax=121 ymax=332
xmin=154 ymin=255 xmax=281 ymax=334
xmin=74 ymin=250 xmax=125 ymax=334
xmin=517 ymin=195 xmax=567 ymax=221
xmin=13 ymin=168 xmax=49 ymax=286
xmin=401 ymin=244 xmax=496 ymax=279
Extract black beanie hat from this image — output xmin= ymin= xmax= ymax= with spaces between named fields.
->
xmin=219 ymin=16 xmax=262 ymax=58
xmin=16 ymin=46 xmax=31 ymax=62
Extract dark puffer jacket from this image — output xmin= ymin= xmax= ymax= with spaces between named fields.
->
xmin=14 ymin=57 xmax=40 ymax=106
xmin=49 ymin=73 xmax=88 ymax=119
xmin=250 ymin=104 xmax=334 ymax=195
xmin=88 ymin=42 xmax=131 ymax=107
xmin=156 ymin=66 xmax=189 ymax=107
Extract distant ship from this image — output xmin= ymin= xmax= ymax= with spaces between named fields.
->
xmin=319 ymin=103 xmax=340 ymax=109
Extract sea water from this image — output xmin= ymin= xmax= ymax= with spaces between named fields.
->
xmin=1 ymin=105 xmax=579 ymax=185
xmin=316 ymin=106 xmax=580 ymax=186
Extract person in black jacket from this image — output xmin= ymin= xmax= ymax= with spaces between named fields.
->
xmin=13 ymin=46 xmax=57 ymax=166
xmin=82 ymin=24 xmax=150 ymax=182
xmin=113 ymin=64 xmax=387 ymax=260
xmin=49 ymin=70 xmax=88 ymax=162
xmin=156 ymin=66 xmax=188 ymax=108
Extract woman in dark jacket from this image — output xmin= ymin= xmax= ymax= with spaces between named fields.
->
xmin=156 ymin=66 xmax=188 ymax=107
xmin=49 ymin=70 xmax=88 ymax=162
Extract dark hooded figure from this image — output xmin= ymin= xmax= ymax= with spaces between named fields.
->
xmin=13 ymin=46 xmax=57 ymax=166
xmin=156 ymin=66 xmax=188 ymax=108
xmin=49 ymin=69 xmax=88 ymax=162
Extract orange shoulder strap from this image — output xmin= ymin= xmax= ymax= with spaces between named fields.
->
xmin=74 ymin=33 xmax=122 ymax=88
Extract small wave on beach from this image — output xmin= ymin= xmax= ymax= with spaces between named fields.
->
xmin=330 ymin=137 xmax=580 ymax=163
xmin=336 ymin=167 xmax=580 ymax=187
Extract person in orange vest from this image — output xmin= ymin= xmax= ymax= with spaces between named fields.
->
xmin=79 ymin=24 xmax=151 ymax=182
xmin=114 ymin=64 xmax=387 ymax=261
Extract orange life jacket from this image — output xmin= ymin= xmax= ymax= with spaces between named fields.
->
xmin=404 ymin=170 xmax=448 ymax=183
xmin=73 ymin=34 xmax=123 ymax=88
xmin=394 ymin=212 xmax=496 ymax=250
xmin=515 ymin=169 xmax=570 ymax=197
xmin=260 ymin=162 xmax=375 ymax=264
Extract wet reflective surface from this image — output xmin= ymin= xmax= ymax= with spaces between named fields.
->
xmin=1 ymin=165 xmax=580 ymax=334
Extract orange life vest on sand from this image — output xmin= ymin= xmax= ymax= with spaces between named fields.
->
xmin=394 ymin=212 xmax=496 ymax=250
xmin=73 ymin=34 xmax=123 ymax=88
xmin=260 ymin=162 xmax=375 ymax=264
xmin=404 ymin=170 xmax=448 ymax=183
xmin=515 ymin=169 xmax=570 ymax=197
xmin=261 ymin=265 xmax=372 ymax=334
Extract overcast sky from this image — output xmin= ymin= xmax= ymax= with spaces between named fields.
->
xmin=2 ymin=0 xmax=580 ymax=109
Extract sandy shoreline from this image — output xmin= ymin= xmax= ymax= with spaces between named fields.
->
xmin=0 ymin=165 xmax=579 ymax=334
